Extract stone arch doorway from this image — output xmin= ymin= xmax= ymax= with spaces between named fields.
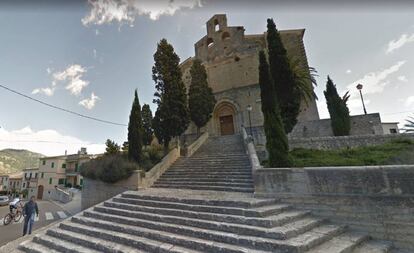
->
xmin=37 ymin=185 xmax=44 ymax=200
xmin=215 ymin=102 xmax=237 ymax=136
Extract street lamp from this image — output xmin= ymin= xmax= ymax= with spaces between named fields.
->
xmin=246 ymin=105 xmax=253 ymax=140
xmin=356 ymin=83 xmax=367 ymax=115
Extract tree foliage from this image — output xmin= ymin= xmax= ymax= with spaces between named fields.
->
xmin=105 ymin=139 xmax=120 ymax=155
xmin=266 ymin=18 xmax=301 ymax=134
xmin=152 ymin=39 xmax=189 ymax=150
xmin=288 ymin=55 xmax=318 ymax=105
xmin=141 ymin=104 xmax=154 ymax=146
xmin=127 ymin=89 xmax=143 ymax=163
xmin=403 ymin=114 xmax=414 ymax=133
xmin=324 ymin=76 xmax=351 ymax=136
xmin=188 ymin=59 xmax=216 ymax=135
xmin=258 ymin=50 xmax=291 ymax=167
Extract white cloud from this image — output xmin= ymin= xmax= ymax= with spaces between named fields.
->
xmin=405 ymin=96 xmax=414 ymax=107
xmin=346 ymin=69 xmax=352 ymax=74
xmin=346 ymin=61 xmax=406 ymax=95
xmin=0 ymin=126 xmax=105 ymax=156
xmin=32 ymin=64 xmax=89 ymax=97
xmin=31 ymin=87 xmax=55 ymax=96
xmin=82 ymin=0 xmax=201 ymax=26
xmin=397 ymin=75 xmax=408 ymax=82
xmin=79 ymin=92 xmax=100 ymax=110
xmin=53 ymin=64 xmax=89 ymax=96
xmin=386 ymin=33 xmax=414 ymax=54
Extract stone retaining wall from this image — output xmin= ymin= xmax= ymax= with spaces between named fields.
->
xmin=289 ymin=133 xmax=414 ymax=150
xmin=254 ymin=165 xmax=414 ymax=250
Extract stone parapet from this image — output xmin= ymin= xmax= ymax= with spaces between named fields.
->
xmin=254 ymin=165 xmax=414 ymax=250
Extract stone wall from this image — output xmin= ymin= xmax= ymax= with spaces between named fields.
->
xmin=254 ymin=165 xmax=414 ymax=250
xmin=290 ymin=132 xmax=414 ymax=150
xmin=81 ymin=170 xmax=140 ymax=210
xmin=290 ymin=113 xmax=384 ymax=138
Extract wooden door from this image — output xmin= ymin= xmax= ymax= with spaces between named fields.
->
xmin=220 ymin=115 xmax=235 ymax=135
xmin=37 ymin=185 xmax=44 ymax=200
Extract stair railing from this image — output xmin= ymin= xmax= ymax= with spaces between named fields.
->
xmin=241 ymin=126 xmax=262 ymax=173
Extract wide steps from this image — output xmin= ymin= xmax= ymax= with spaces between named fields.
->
xmin=103 ymin=200 xmax=307 ymax=228
xmin=71 ymin=213 xmax=345 ymax=252
xmin=155 ymin=177 xmax=253 ymax=183
xmin=92 ymin=204 xmax=321 ymax=240
xmin=152 ymin=184 xmax=254 ymax=192
xmin=153 ymin=181 xmax=253 ymax=188
xmin=67 ymin=216 xmax=270 ymax=253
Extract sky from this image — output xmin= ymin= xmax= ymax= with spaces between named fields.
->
xmin=0 ymin=0 xmax=413 ymax=156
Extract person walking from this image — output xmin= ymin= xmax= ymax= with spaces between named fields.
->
xmin=22 ymin=196 xmax=39 ymax=236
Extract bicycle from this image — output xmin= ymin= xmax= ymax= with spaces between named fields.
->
xmin=3 ymin=202 xmax=23 ymax=225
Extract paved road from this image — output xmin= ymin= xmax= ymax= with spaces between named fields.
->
xmin=0 ymin=201 xmax=69 ymax=246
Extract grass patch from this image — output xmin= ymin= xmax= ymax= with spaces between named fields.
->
xmin=264 ymin=138 xmax=414 ymax=167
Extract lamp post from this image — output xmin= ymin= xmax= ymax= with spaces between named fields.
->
xmin=356 ymin=83 xmax=367 ymax=115
xmin=247 ymin=105 xmax=253 ymax=140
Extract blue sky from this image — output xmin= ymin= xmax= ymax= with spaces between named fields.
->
xmin=0 ymin=0 xmax=413 ymax=155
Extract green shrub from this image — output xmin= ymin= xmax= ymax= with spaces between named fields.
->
xmin=147 ymin=145 xmax=163 ymax=164
xmin=81 ymin=154 xmax=138 ymax=183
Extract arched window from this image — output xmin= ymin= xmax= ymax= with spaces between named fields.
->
xmin=207 ymin=37 xmax=214 ymax=48
xmin=222 ymin=32 xmax=230 ymax=41
xmin=214 ymin=19 xmax=219 ymax=31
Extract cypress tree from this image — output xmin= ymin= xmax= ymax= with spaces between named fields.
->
xmin=188 ymin=59 xmax=216 ymax=136
xmin=141 ymin=104 xmax=153 ymax=146
xmin=266 ymin=18 xmax=301 ymax=134
xmin=258 ymin=50 xmax=291 ymax=167
xmin=127 ymin=89 xmax=143 ymax=163
xmin=324 ymin=76 xmax=351 ymax=136
xmin=152 ymin=39 xmax=189 ymax=151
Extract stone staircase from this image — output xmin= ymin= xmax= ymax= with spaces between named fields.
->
xmin=153 ymin=135 xmax=254 ymax=193
xmin=14 ymin=134 xmax=394 ymax=253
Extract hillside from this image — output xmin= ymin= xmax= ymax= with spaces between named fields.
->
xmin=0 ymin=149 xmax=44 ymax=174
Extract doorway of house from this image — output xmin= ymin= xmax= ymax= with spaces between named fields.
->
xmin=37 ymin=185 xmax=44 ymax=200
xmin=220 ymin=115 xmax=235 ymax=135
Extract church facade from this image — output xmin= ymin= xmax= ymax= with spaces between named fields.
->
xmin=180 ymin=14 xmax=319 ymax=138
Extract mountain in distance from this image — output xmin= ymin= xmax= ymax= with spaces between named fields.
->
xmin=0 ymin=149 xmax=44 ymax=174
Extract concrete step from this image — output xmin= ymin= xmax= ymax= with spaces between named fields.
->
xmin=121 ymin=191 xmax=277 ymax=208
xmin=92 ymin=205 xmax=321 ymax=240
xmin=153 ymin=181 xmax=253 ymax=188
xmin=49 ymin=224 xmax=202 ymax=253
xmin=103 ymin=200 xmax=307 ymax=228
xmin=306 ymin=232 xmax=369 ymax=253
xmin=162 ymin=171 xmax=252 ymax=176
xmin=112 ymin=196 xmax=289 ymax=217
xmin=155 ymin=177 xmax=254 ymax=183
xmin=169 ymin=165 xmax=251 ymax=169
xmin=19 ymin=240 xmax=62 ymax=253
xmin=352 ymin=240 xmax=393 ymax=253
xmin=152 ymin=184 xmax=254 ymax=192
xmin=158 ymin=174 xmax=253 ymax=180
xmin=64 ymin=218 xmax=271 ymax=253
xmin=72 ymin=214 xmax=344 ymax=252
xmin=31 ymin=234 xmax=102 ymax=253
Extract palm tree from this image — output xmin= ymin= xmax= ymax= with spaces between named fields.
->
xmin=403 ymin=114 xmax=414 ymax=133
xmin=288 ymin=55 xmax=318 ymax=105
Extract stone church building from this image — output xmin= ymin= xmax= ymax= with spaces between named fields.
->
xmin=181 ymin=14 xmax=319 ymax=139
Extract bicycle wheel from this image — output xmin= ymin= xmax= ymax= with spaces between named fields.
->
xmin=3 ymin=214 xmax=12 ymax=225
xmin=14 ymin=211 xmax=22 ymax=222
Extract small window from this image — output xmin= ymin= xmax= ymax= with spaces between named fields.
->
xmin=214 ymin=19 xmax=219 ymax=31
xmin=41 ymin=172 xmax=44 ymax=179
xmin=62 ymin=163 xmax=66 ymax=169
xmin=35 ymin=173 xmax=38 ymax=179
xmin=80 ymin=179 xmax=83 ymax=186
xmin=51 ymin=162 xmax=54 ymax=168
xmin=75 ymin=163 xmax=79 ymax=172
xmin=390 ymin=129 xmax=397 ymax=134
xmin=49 ymin=178 xmax=52 ymax=185
xmin=29 ymin=172 xmax=32 ymax=178
xmin=23 ymin=183 xmax=26 ymax=188
xmin=42 ymin=160 xmax=46 ymax=165
xmin=207 ymin=38 xmax=214 ymax=48
xmin=58 ymin=178 xmax=65 ymax=185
